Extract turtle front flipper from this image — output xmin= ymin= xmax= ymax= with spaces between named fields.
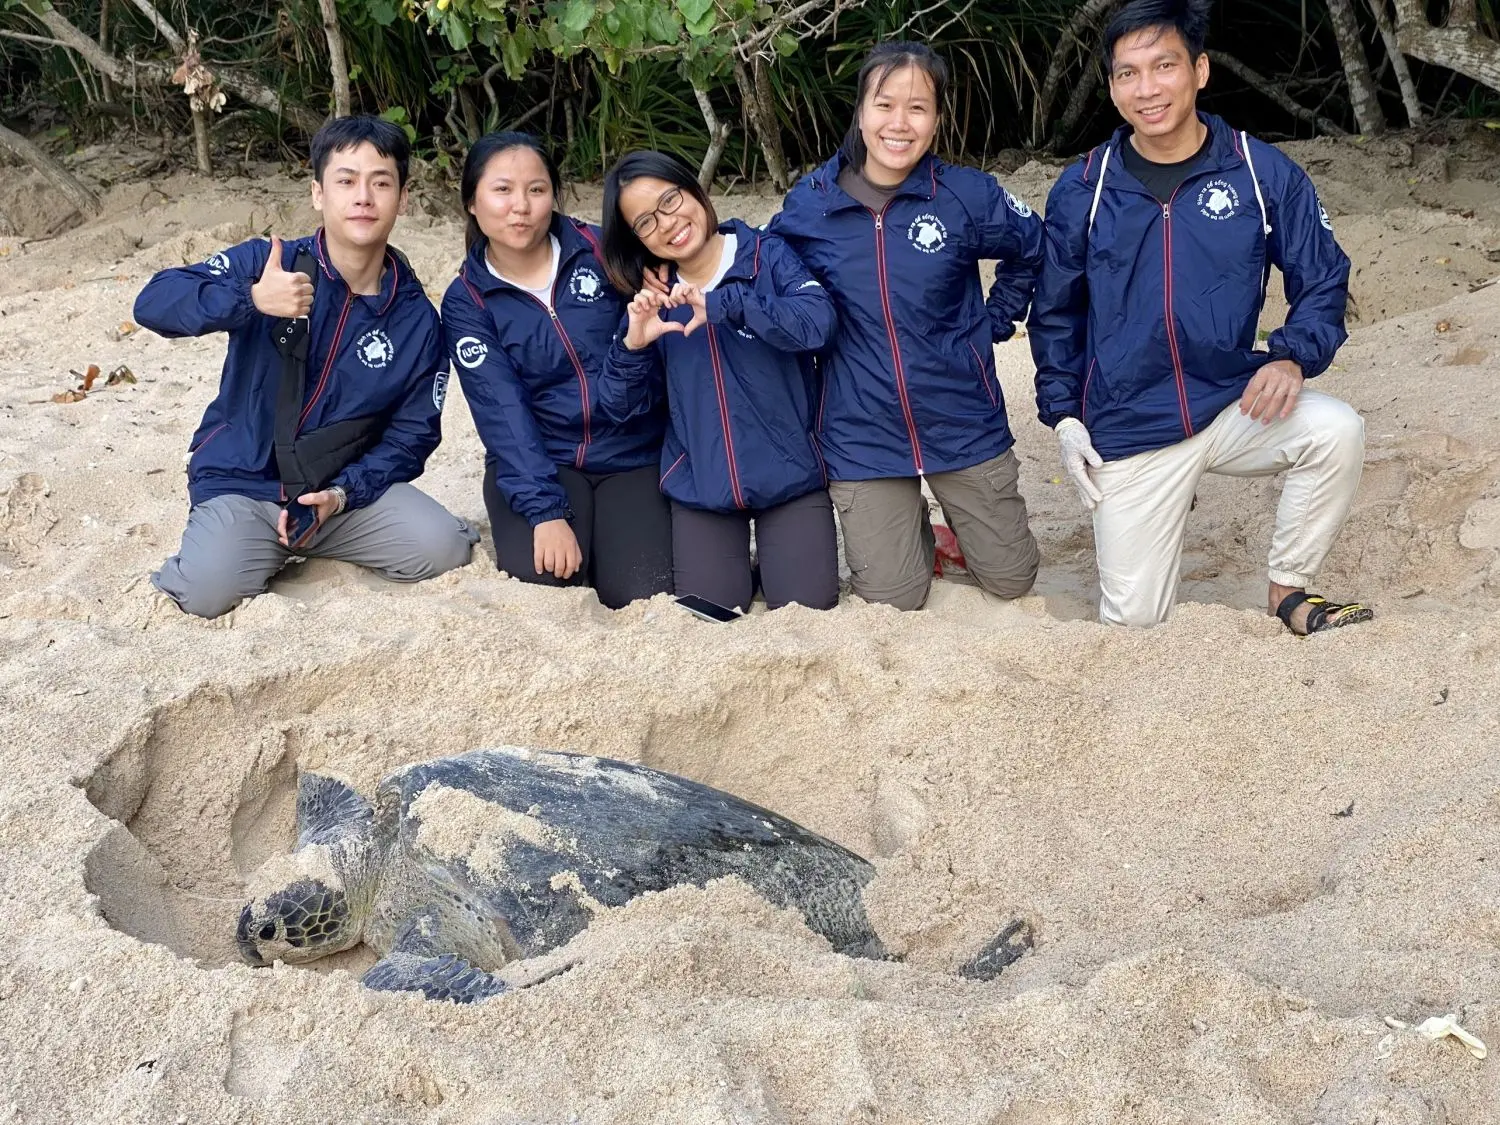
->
xmin=362 ymin=950 xmax=510 ymax=1003
xmin=360 ymin=908 xmax=509 ymax=1004
xmin=297 ymin=773 xmax=374 ymax=848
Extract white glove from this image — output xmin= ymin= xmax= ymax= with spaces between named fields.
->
xmin=1055 ymin=417 xmax=1104 ymax=509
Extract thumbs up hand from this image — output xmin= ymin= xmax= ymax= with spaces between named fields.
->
xmin=250 ymin=236 xmax=314 ymax=318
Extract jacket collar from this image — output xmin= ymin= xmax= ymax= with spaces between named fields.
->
xmin=809 ymin=149 xmax=941 ymax=214
xmin=1099 ymin=111 xmax=1247 ymax=193
xmin=461 ymin=213 xmax=597 ymax=297
xmin=666 ymin=218 xmax=764 ymax=287
xmin=311 ymin=228 xmax=403 ymax=315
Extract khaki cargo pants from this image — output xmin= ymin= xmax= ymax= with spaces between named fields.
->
xmin=830 ymin=448 xmax=1040 ymax=611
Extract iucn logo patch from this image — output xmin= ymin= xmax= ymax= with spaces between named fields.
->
xmin=454 ymin=335 xmax=488 ymax=369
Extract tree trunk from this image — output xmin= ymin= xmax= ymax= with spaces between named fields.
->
xmin=1390 ymin=0 xmax=1500 ymax=94
xmin=22 ymin=0 xmax=324 ymax=134
xmin=0 ymin=122 xmax=102 ymax=219
xmin=692 ymin=83 xmax=730 ymax=190
xmin=98 ymin=0 xmax=112 ymax=102
xmin=318 ymin=0 xmax=351 ymax=118
xmin=1364 ymin=0 xmax=1423 ymax=125
xmin=1045 ymin=54 xmax=1104 ymax=153
xmin=1033 ymin=0 xmax=1119 ymax=147
xmin=1208 ymin=52 xmax=1350 ymax=136
xmin=191 ymin=104 xmax=212 ymax=173
xmin=1326 ymin=0 xmax=1386 ymax=134
xmin=733 ymin=59 xmax=789 ymax=191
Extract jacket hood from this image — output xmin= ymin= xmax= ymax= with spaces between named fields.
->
xmin=306 ymin=228 xmax=422 ymax=315
xmin=803 ymin=150 xmax=942 ymax=213
xmin=1100 ymin=111 xmax=1247 ymax=180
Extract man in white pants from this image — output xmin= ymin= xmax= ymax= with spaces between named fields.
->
xmin=1028 ymin=0 xmax=1372 ymax=635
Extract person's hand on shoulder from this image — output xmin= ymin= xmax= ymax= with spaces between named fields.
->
xmin=1055 ymin=417 xmax=1104 ymax=509
xmin=251 ymin=236 xmax=314 ymax=318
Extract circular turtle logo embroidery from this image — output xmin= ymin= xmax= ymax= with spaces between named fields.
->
xmin=1197 ymin=179 xmax=1241 ymax=221
xmin=454 ymin=335 xmax=488 ymax=370
xmin=1004 ymin=188 xmax=1033 ymax=218
xmin=569 ymin=267 xmax=604 ymax=303
xmin=355 ymin=329 xmax=394 ymax=370
xmin=1318 ymin=200 xmax=1334 ymax=231
xmin=907 ymin=214 xmax=948 ymax=254
xmin=205 ymin=251 xmax=231 ymax=276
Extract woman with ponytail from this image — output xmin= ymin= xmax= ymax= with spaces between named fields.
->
xmin=770 ymin=42 xmax=1046 ymax=611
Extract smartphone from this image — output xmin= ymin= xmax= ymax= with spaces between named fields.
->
xmin=284 ymin=499 xmax=321 ymax=550
xmin=674 ymin=594 xmax=743 ymax=623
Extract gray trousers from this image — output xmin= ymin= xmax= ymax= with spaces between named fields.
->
xmin=152 ymin=483 xmax=479 ymax=619
xmin=830 ymin=448 xmax=1040 ymax=611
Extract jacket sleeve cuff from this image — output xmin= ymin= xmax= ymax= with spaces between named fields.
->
xmin=706 ymin=287 xmax=740 ymax=327
xmin=526 ymin=505 xmax=573 ymax=528
xmin=1266 ymin=337 xmax=1320 ymax=377
xmin=329 ymin=472 xmax=367 ymax=511
xmin=611 ymin=338 xmax=657 ymax=367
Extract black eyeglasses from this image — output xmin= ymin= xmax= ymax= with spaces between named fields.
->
xmin=630 ymin=187 xmax=684 ymax=238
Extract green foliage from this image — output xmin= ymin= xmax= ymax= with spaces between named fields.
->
xmin=6 ymin=0 xmax=1500 ymax=184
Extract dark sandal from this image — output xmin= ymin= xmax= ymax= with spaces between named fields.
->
xmin=1275 ymin=591 xmax=1375 ymax=635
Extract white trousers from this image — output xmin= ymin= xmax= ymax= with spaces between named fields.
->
xmin=1091 ymin=389 xmax=1365 ymax=627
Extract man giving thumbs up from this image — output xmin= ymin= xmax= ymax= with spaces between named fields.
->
xmin=134 ymin=115 xmax=477 ymax=619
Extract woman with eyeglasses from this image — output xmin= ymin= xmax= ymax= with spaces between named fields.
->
xmin=596 ymin=151 xmax=841 ymax=614
xmin=768 ymin=41 xmax=1046 ymax=611
xmin=440 ymin=132 xmax=674 ymax=609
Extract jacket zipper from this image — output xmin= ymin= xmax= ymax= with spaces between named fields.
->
xmin=297 ymin=290 xmax=353 ymax=432
xmin=190 ymin=422 xmax=228 ymax=454
xmin=705 ymin=324 xmax=746 ymax=509
xmin=1161 ymin=196 xmax=1193 ymax=438
xmin=659 ymin=452 xmax=686 ymax=488
xmin=870 ymin=206 xmax=925 ymax=474
xmin=1080 ymin=357 xmax=1098 ymax=426
xmin=967 ymin=342 xmax=996 ymax=407
xmin=527 ymin=282 xmax=591 ymax=470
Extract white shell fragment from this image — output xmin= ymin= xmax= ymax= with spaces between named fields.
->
xmin=1384 ymin=1014 xmax=1487 ymax=1060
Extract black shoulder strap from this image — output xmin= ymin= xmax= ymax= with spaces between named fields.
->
xmin=272 ymin=248 xmax=320 ymax=497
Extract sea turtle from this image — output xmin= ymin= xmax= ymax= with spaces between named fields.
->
xmin=235 ymin=747 xmax=892 ymax=1003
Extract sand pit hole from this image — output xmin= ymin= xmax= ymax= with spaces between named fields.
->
xmin=78 ymin=654 xmax=882 ymax=974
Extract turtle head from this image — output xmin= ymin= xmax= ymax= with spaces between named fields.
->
xmin=236 ymin=771 xmax=382 ymax=967
xmin=236 ymin=877 xmax=356 ymax=965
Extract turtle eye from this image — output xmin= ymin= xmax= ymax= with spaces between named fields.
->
xmin=259 ymin=922 xmax=277 ymax=941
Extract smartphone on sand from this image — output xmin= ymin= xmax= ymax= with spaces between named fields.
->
xmin=283 ymin=499 xmax=321 ymax=550
xmin=674 ymin=594 xmax=742 ymax=623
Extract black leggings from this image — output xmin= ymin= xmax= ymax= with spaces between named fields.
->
xmin=485 ymin=461 xmax=674 ymax=610
xmin=671 ymin=489 xmax=839 ymax=612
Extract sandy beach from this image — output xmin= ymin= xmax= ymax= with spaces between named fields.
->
xmin=1 ymin=128 xmax=1498 ymax=1122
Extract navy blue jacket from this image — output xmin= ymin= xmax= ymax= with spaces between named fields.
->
xmin=1028 ymin=114 xmax=1352 ymax=461
xmin=768 ymin=151 xmax=1045 ymax=480
xmin=599 ymin=221 xmax=837 ymax=512
xmin=134 ymin=231 xmax=446 ymax=510
xmin=441 ymin=215 xmax=665 ymax=526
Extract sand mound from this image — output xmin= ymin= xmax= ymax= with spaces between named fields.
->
xmin=1 ymin=135 xmax=1497 ymax=1121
